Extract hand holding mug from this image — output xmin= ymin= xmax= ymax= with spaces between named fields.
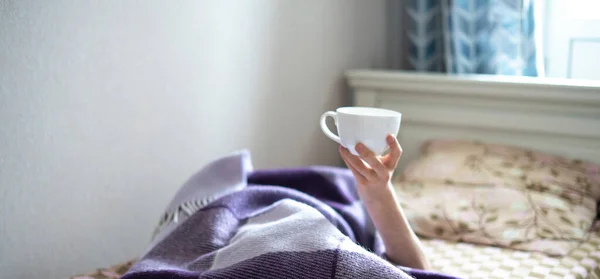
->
xmin=320 ymin=106 xmax=403 ymax=191
xmin=339 ymin=134 xmax=402 ymax=190
xmin=320 ymin=107 xmax=402 ymax=156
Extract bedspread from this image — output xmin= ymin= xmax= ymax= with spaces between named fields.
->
xmin=121 ymin=150 xmax=458 ymax=279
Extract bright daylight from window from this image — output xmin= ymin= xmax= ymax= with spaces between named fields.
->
xmin=543 ymin=0 xmax=600 ymax=80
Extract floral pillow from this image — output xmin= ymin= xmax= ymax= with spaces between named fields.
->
xmin=394 ymin=139 xmax=600 ymax=256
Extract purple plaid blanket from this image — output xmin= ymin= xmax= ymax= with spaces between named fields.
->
xmin=122 ymin=151 xmax=461 ymax=279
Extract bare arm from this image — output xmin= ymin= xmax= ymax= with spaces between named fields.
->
xmin=339 ymin=135 xmax=431 ymax=270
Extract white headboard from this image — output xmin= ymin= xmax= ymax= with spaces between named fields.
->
xmin=345 ymin=70 xmax=600 ymax=170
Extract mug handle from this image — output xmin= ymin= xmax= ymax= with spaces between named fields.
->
xmin=320 ymin=111 xmax=341 ymax=144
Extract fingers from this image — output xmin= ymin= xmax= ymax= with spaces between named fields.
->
xmin=382 ymin=135 xmax=402 ymax=170
xmin=355 ymin=143 xmax=388 ymax=179
xmin=339 ymin=146 xmax=377 ymax=181
xmin=340 ymin=147 xmax=368 ymax=185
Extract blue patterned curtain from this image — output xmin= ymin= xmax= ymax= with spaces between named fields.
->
xmin=405 ymin=0 xmax=541 ymax=76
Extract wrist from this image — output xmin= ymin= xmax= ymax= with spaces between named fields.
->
xmin=358 ymin=183 xmax=399 ymax=211
xmin=357 ymin=181 xmax=394 ymax=199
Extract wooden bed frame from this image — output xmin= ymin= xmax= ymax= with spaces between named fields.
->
xmin=345 ymin=70 xmax=600 ymax=171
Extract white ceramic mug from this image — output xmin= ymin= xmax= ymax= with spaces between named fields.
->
xmin=320 ymin=107 xmax=402 ymax=156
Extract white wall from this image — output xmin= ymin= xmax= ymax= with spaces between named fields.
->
xmin=0 ymin=1 xmax=386 ymax=278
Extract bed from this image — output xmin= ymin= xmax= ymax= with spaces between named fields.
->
xmin=347 ymin=70 xmax=600 ymax=279
xmin=69 ymin=236 xmax=600 ymax=279
xmin=71 ymin=70 xmax=600 ymax=279
xmin=419 ymin=233 xmax=600 ymax=279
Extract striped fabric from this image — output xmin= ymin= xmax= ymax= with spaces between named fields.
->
xmin=119 ymin=151 xmax=457 ymax=279
xmin=70 ymin=233 xmax=600 ymax=279
xmin=71 ymin=233 xmax=600 ymax=279
xmin=69 ymin=151 xmax=599 ymax=279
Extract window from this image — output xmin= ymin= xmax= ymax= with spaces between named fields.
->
xmin=542 ymin=0 xmax=600 ymax=80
